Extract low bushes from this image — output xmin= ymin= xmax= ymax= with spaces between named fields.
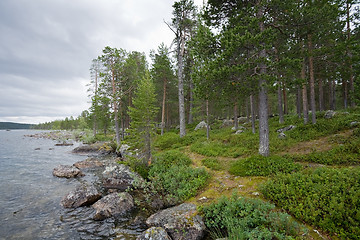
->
xmin=261 ymin=167 xmax=360 ymax=239
xmin=201 ymin=157 xmax=223 ymax=171
xmin=201 ymin=193 xmax=307 ymax=239
xmin=229 ymin=155 xmax=302 ymax=177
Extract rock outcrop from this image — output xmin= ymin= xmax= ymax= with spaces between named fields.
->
xmin=92 ymin=192 xmax=134 ymax=220
xmin=136 ymin=227 xmax=171 ymax=240
xmin=73 ymin=157 xmax=104 ymax=169
xmin=194 ymin=121 xmax=208 ymax=131
xmin=102 ymin=164 xmax=142 ymax=191
xmin=61 ymin=185 xmax=101 ymax=208
xmin=146 ymin=203 xmax=206 ymax=240
xmin=53 ymin=165 xmax=83 ymax=178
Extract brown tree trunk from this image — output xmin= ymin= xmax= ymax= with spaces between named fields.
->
xmin=282 ymin=82 xmax=288 ymax=115
xmin=234 ymin=101 xmax=239 ymax=130
xmin=296 ymin=86 xmax=302 ymax=118
xmin=308 ymin=34 xmax=316 ymax=124
xmin=302 ymin=57 xmax=309 ymax=125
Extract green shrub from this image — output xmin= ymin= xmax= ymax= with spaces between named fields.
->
xmin=201 ymin=193 xmax=307 ymax=239
xmin=152 ymin=149 xmax=192 ymax=169
xmin=121 ymin=156 xmax=150 ymax=179
xmin=202 ymin=157 xmax=223 ymax=171
xmin=229 ymin=155 xmax=302 ymax=177
xmin=154 ymin=132 xmax=182 ymax=150
xmin=261 ymin=167 xmax=360 ymax=239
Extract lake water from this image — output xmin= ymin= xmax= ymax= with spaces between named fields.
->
xmin=0 ymin=130 xmax=142 ymax=240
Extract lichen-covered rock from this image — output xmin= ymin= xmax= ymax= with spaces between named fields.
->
xmin=61 ymin=185 xmax=101 ymax=208
xmin=73 ymin=157 xmax=104 ymax=169
xmin=136 ymin=227 xmax=171 ymax=240
xmin=72 ymin=142 xmax=112 ymax=155
xmin=278 ymin=132 xmax=286 ymax=139
xmin=276 ymin=125 xmax=296 ymax=133
xmin=102 ymin=164 xmax=143 ymax=191
xmin=53 ymin=165 xmax=83 ymax=178
xmin=324 ymin=110 xmax=336 ymax=119
xmin=194 ymin=121 xmax=208 ymax=131
xmin=92 ymin=192 xmax=134 ymax=220
xmin=146 ymin=203 xmax=205 ymax=240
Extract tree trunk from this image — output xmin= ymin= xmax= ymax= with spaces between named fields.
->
xmin=250 ymin=95 xmax=256 ymax=134
xmin=234 ymin=101 xmax=239 ymax=130
xmin=111 ymin=68 xmax=121 ymax=146
xmin=347 ymin=3 xmax=355 ymax=108
xmin=282 ymin=82 xmax=288 ymax=115
xmin=319 ymin=78 xmax=324 ymax=111
xmin=277 ymin=82 xmax=284 ymax=124
xmin=206 ymin=99 xmax=210 ymax=140
xmin=178 ymin=32 xmax=186 ymax=137
xmin=302 ymin=56 xmax=309 ymax=124
xmin=296 ymin=86 xmax=302 ymax=118
xmin=257 ymin=5 xmax=269 ymax=157
xmin=188 ymin=78 xmax=194 ymax=124
xmin=308 ymin=34 xmax=316 ymax=124
xmin=161 ymin=78 xmax=167 ymax=135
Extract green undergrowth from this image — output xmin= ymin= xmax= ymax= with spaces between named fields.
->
xmin=201 ymin=193 xmax=308 ymax=239
xmin=134 ymin=149 xmax=210 ymax=204
xmin=261 ymin=167 xmax=360 ymax=239
xmin=201 ymin=157 xmax=224 ymax=171
xmin=229 ymin=155 xmax=302 ymax=177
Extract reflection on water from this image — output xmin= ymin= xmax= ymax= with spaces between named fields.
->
xmin=0 ymin=130 xmax=143 ymax=239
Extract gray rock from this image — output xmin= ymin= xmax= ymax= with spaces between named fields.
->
xmin=146 ymin=203 xmax=205 ymax=240
xmin=73 ymin=157 xmax=104 ymax=169
xmin=92 ymin=192 xmax=134 ymax=220
xmin=238 ymin=117 xmax=248 ymax=124
xmin=72 ymin=142 xmax=112 ymax=155
xmin=350 ymin=121 xmax=359 ymax=127
xmin=278 ymin=132 xmax=286 ymax=139
xmin=194 ymin=121 xmax=208 ymax=130
xmin=136 ymin=227 xmax=171 ymax=240
xmin=53 ymin=165 xmax=83 ymax=178
xmin=276 ymin=125 xmax=296 ymax=133
xmin=324 ymin=110 xmax=336 ymax=119
xmin=235 ymin=130 xmax=244 ymax=135
xmin=102 ymin=164 xmax=143 ymax=191
xmin=232 ymin=125 xmax=246 ymax=131
xmin=221 ymin=119 xmax=234 ymax=128
xmin=61 ymin=185 xmax=101 ymax=208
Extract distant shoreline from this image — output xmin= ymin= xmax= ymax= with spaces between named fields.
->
xmin=0 ymin=122 xmax=34 ymax=130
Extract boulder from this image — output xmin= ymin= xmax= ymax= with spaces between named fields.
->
xmin=278 ymin=132 xmax=286 ymax=139
xmin=276 ymin=125 xmax=296 ymax=133
xmin=221 ymin=119 xmax=234 ymax=128
xmin=235 ymin=130 xmax=244 ymax=135
xmin=146 ymin=203 xmax=206 ymax=240
xmin=194 ymin=121 xmax=208 ymax=131
xmin=136 ymin=227 xmax=171 ymax=240
xmin=61 ymin=185 xmax=101 ymax=208
xmin=92 ymin=192 xmax=134 ymax=220
xmin=102 ymin=164 xmax=143 ymax=191
xmin=324 ymin=110 xmax=336 ymax=119
xmin=238 ymin=117 xmax=248 ymax=124
xmin=73 ymin=157 xmax=104 ymax=169
xmin=53 ymin=165 xmax=83 ymax=178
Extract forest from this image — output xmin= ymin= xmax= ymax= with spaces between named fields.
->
xmin=33 ymin=0 xmax=360 ymax=239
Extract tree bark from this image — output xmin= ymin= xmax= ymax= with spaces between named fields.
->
xmin=250 ymin=95 xmax=256 ymax=134
xmin=257 ymin=5 xmax=269 ymax=157
xmin=178 ymin=32 xmax=186 ymax=137
xmin=308 ymin=34 xmax=316 ymax=124
xmin=282 ymin=82 xmax=288 ymax=115
xmin=277 ymin=82 xmax=284 ymax=124
xmin=319 ymin=78 xmax=324 ymax=111
xmin=161 ymin=78 xmax=167 ymax=135
xmin=347 ymin=3 xmax=355 ymax=108
xmin=234 ymin=101 xmax=239 ymax=130
xmin=302 ymin=56 xmax=309 ymax=124
xmin=296 ymin=86 xmax=302 ymax=118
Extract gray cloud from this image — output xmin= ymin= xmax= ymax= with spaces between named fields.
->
xmin=0 ymin=0 xmax=203 ymax=124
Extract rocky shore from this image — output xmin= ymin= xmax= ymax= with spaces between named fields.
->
xmin=52 ymin=141 xmax=206 ymax=240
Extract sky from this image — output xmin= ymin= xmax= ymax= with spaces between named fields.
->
xmin=0 ymin=0 xmax=204 ymax=124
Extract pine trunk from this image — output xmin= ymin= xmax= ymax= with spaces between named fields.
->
xmin=282 ymin=83 xmax=288 ymax=115
xmin=308 ymin=34 xmax=316 ymax=124
xmin=302 ymin=57 xmax=309 ymax=124
xmin=206 ymin=99 xmax=210 ymax=140
xmin=296 ymin=86 xmax=302 ymax=118
xmin=277 ymin=82 xmax=284 ymax=124
xmin=178 ymin=33 xmax=186 ymax=137
xmin=347 ymin=3 xmax=355 ymax=108
xmin=234 ymin=101 xmax=239 ymax=130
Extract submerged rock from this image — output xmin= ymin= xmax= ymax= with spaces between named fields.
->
xmin=53 ymin=165 xmax=83 ymax=178
xmin=136 ymin=227 xmax=171 ymax=240
xmin=61 ymin=185 xmax=101 ymax=208
xmin=102 ymin=164 xmax=143 ymax=191
xmin=92 ymin=192 xmax=134 ymax=220
xmin=146 ymin=203 xmax=206 ymax=240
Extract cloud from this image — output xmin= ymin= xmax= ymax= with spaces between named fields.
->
xmin=0 ymin=0 xmax=204 ymax=124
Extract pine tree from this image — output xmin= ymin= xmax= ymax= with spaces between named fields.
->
xmin=128 ymin=72 xmax=159 ymax=162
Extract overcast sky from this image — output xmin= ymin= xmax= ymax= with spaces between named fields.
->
xmin=0 ymin=0 xmax=204 ymax=124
